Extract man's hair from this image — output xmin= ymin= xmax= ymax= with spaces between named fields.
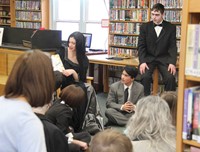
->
xmin=124 ymin=66 xmax=138 ymax=78
xmin=90 ymin=129 xmax=133 ymax=152
xmin=4 ymin=50 xmax=55 ymax=107
xmin=60 ymin=83 xmax=86 ymax=107
xmin=126 ymin=96 xmax=176 ymax=151
xmin=151 ymin=3 xmax=165 ymax=14
xmin=161 ymin=91 xmax=177 ymax=126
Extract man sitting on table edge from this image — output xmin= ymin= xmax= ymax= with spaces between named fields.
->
xmin=105 ymin=66 xmax=144 ymax=126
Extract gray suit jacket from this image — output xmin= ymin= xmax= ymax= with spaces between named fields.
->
xmin=106 ymin=81 xmax=144 ymax=110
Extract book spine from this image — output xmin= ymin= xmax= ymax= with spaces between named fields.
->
xmin=183 ymin=88 xmax=189 ymax=139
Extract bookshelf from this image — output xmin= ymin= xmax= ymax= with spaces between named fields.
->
xmin=108 ymin=0 xmax=182 ymax=90
xmin=176 ymin=0 xmax=200 ymax=151
xmin=13 ymin=0 xmax=49 ymax=29
xmin=108 ymin=0 xmax=182 ymax=57
xmin=0 ymin=0 xmax=11 ymax=26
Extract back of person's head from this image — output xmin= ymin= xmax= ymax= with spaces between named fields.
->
xmin=60 ymin=82 xmax=87 ymax=107
xmin=161 ymin=91 xmax=177 ymax=126
xmin=126 ymin=96 xmax=175 ymax=151
xmin=89 ymin=129 xmax=133 ymax=152
xmin=67 ymin=31 xmax=86 ymax=54
xmin=4 ymin=50 xmax=55 ymax=107
xmin=152 ymin=3 xmax=165 ymax=14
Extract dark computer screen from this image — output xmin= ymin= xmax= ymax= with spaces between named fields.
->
xmin=82 ymin=33 xmax=92 ymax=48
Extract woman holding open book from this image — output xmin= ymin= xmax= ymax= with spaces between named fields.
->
xmin=55 ymin=31 xmax=89 ymax=90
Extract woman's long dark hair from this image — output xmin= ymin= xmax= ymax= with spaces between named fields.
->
xmin=67 ymin=31 xmax=89 ymax=82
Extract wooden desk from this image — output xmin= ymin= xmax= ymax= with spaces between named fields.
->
xmin=0 ymin=48 xmax=55 ymax=95
xmin=88 ymin=54 xmax=160 ymax=95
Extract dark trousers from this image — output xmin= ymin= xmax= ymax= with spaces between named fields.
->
xmin=140 ymin=62 xmax=176 ymax=96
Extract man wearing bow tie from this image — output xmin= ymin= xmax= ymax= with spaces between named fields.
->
xmin=138 ymin=3 xmax=177 ymax=96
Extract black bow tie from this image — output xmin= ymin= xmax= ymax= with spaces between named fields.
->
xmin=154 ymin=23 xmax=162 ymax=27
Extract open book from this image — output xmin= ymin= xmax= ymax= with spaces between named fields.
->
xmin=51 ymin=54 xmax=65 ymax=72
xmin=0 ymin=27 xmax=4 ymax=46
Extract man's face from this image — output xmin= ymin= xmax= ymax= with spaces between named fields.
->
xmin=121 ymin=70 xmax=133 ymax=86
xmin=151 ymin=10 xmax=163 ymax=24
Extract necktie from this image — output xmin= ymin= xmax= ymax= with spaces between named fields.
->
xmin=124 ymin=87 xmax=129 ymax=103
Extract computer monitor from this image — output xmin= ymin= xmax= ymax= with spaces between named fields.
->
xmin=82 ymin=33 xmax=92 ymax=48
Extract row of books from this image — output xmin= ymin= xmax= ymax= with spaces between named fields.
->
xmin=110 ymin=0 xmax=149 ymax=9
xmin=150 ymin=0 xmax=183 ymax=8
xmin=110 ymin=22 xmax=181 ymax=38
xmin=110 ymin=35 xmax=138 ymax=47
xmin=110 ymin=0 xmax=183 ymax=9
xmin=16 ymin=21 xmax=41 ymax=29
xmin=185 ymin=24 xmax=200 ymax=76
xmin=15 ymin=11 xmax=41 ymax=21
xmin=108 ymin=47 xmax=138 ymax=57
xmin=15 ymin=1 xmax=41 ymax=11
xmin=110 ymin=9 xmax=148 ymax=22
xmin=0 ymin=0 xmax=9 ymax=5
xmin=110 ymin=9 xmax=181 ymax=23
xmin=0 ymin=18 xmax=10 ymax=24
xmin=164 ymin=10 xmax=182 ymax=22
xmin=182 ymin=86 xmax=200 ymax=142
xmin=0 ymin=10 xmax=9 ymax=16
xmin=110 ymin=22 xmax=141 ymax=35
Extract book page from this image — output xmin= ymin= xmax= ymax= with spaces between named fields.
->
xmin=51 ymin=54 xmax=65 ymax=72
xmin=0 ymin=28 xmax=4 ymax=46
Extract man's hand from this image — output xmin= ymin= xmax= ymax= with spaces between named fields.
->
xmin=122 ymin=101 xmax=136 ymax=113
xmin=168 ymin=64 xmax=176 ymax=75
xmin=139 ymin=63 xmax=149 ymax=74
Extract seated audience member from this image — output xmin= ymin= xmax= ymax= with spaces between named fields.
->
xmin=45 ymin=82 xmax=90 ymax=152
xmin=0 ymin=50 xmax=55 ymax=151
xmin=33 ymin=104 xmax=69 ymax=152
xmin=89 ymin=129 xmax=133 ymax=152
xmin=55 ymin=31 xmax=89 ymax=89
xmin=105 ymin=66 xmax=144 ymax=126
xmin=161 ymin=91 xmax=177 ymax=126
xmin=125 ymin=96 xmax=176 ymax=152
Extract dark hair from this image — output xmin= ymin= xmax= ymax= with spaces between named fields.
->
xmin=67 ymin=31 xmax=89 ymax=82
xmin=124 ymin=66 xmax=138 ymax=78
xmin=4 ymin=50 xmax=55 ymax=107
xmin=60 ymin=83 xmax=86 ymax=107
xmin=161 ymin=91 xmax=177 ymax=126
xmin=151 ymin=3 xmax=165 ymax=14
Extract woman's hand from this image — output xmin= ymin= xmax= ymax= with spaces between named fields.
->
xmin=72 ymin=140 xmax=88 ymax=150
xmin=62 ymin=69 xmax=79 ymax=81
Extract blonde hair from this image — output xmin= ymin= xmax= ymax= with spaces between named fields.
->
xmin=126 ymin=96 xmax=176 ymax=152
xmin=90 ymin=129 xmax=133 ymax=152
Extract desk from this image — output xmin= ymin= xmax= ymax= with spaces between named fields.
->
xmin=88 ymin=54 xmax=160 ymax=95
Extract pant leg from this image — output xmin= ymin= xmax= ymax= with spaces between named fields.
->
xmin=157 ymin=63 xmax=176 ymax=91
xmin=73 ymin=132 xmax=91 ymax=144
xmin=105 ymin=108 xmax=133 ymax=126
xmin=140 ymin=63 xmax=156 ymax=96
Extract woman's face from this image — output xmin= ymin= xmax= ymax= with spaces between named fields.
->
xmin=68 ymin=37 xmax=76 ymax=52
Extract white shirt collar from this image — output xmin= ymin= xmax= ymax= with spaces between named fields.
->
xmin=124 ymin=82 xmax=133 ymax=91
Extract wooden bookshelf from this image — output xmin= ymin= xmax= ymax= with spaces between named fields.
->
xmin=0 ymin=0 xmax=11 ymax=26
xmin=14 ymin=0 xmax=49 ymax=29
xmin=108 ymin=0 xmax=182 ymax=57
xmin=176 ymin=0 xmax=200 ymax=151
xmin=108 ymin=0 xmax=182 ymax=91
xmin=0 ymin=0 xmax=49 ymax=28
